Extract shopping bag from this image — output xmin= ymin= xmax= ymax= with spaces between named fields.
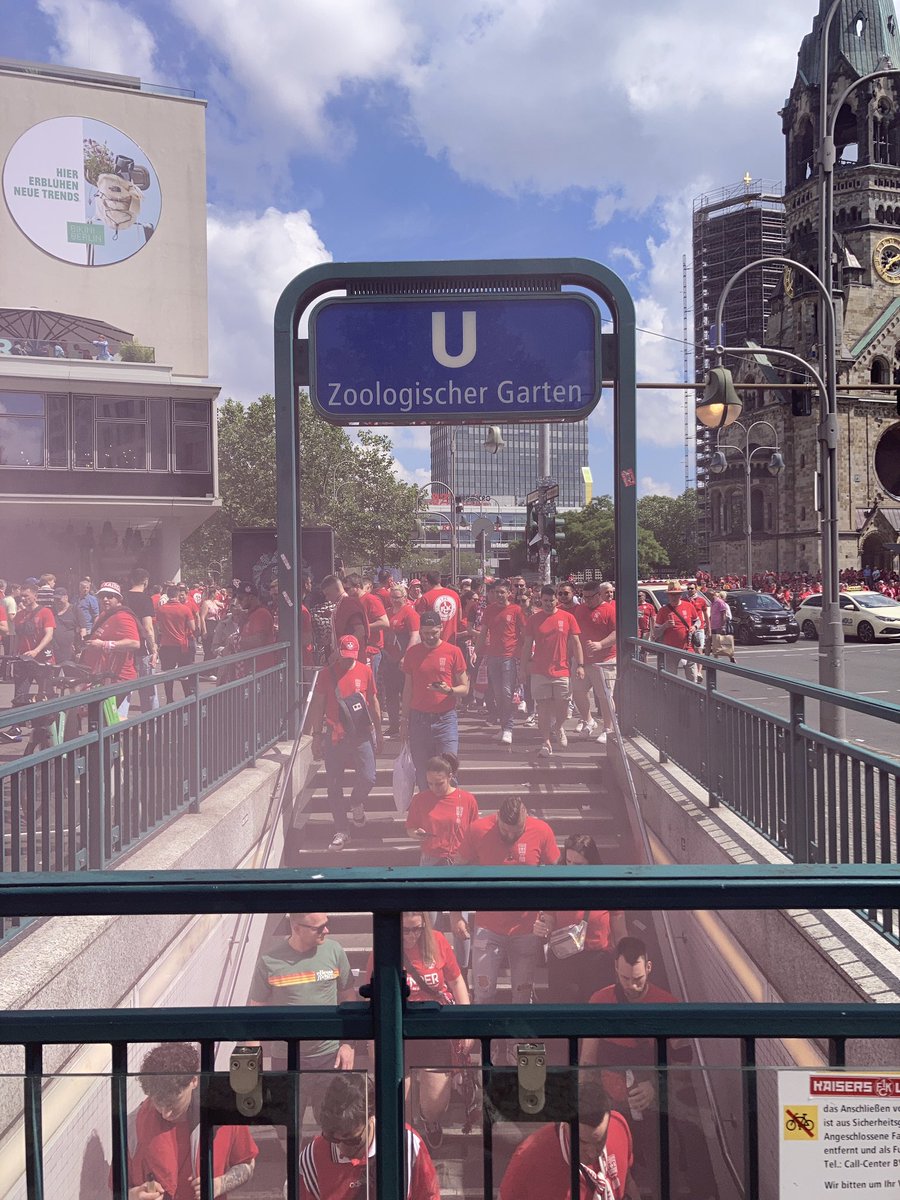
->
xmin=393 ymin=743 xmax=416 ymax=813
xmin=101 ymin=695 xmax=121 ymax=726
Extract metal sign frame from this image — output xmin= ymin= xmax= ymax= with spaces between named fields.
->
xmin=274 ymin=258 xmax=638 ymax=733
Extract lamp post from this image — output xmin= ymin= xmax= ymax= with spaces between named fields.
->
xmin=709 ymin=252 xmax=844 ymax=737
xmin=418 ymin=480 xmax=457 ymax=582
xmin=706 ymin=419 xmax=785 ymax=585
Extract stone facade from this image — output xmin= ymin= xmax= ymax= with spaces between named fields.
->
xmin=706 ymin=1 xmax=900 ymax=576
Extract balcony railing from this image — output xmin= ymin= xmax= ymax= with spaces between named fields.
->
xmin=0 ymin=645 xmax=290 ymax=943
xmin=625 ymin=641 xmax=900 ymax=941
xmin=2 ymin=867 xmax=900 ymax=1200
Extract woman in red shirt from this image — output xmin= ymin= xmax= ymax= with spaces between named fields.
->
xmin=406 ymin=753 xmax=479 ymax=866
xmin=533 ymin=833 xmax=627 ymax=1004
xmin=80 ymin=582 xmax=142 ymax=718
xmin=366 ymin=911 xmax=471 ymax=1149
xmin=382 ymin=584 xmax=421 ymax=737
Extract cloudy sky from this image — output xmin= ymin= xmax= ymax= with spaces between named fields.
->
xmin=6 ymin=0 xmax=822 ymax=497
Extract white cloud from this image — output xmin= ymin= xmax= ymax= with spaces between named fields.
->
xmin=639 ymin=476 xmax=676 ymax=498
xmin=206 ymin=206 xmax=331 ymax=401
xmin=37 ymin=0 xmax=161 ymax=81
xmin=610 ymin=246 xmax=644 ymax=274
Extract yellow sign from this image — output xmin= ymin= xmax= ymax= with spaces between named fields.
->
xmin=783 ymin=1105 xmax=818 ymax=1140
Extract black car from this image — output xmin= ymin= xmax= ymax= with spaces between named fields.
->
xmin=723 ymin=590 xmax=801 ymax=644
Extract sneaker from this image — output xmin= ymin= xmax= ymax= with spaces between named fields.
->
xmin=423 ymin=1120 xmax=444 ymax=1150
xmin=580 ymin=718 xmax=597 ymax=739
xmin=500 ymin=729 xmax=513 ymax=745
xmin=595 ymin=729 xmax=608 ymax=745
xmin=329 ymin=830 xmax=350 ymax=850
xmin=516 ymin=700 xmax=528 ymax=714
xmin=350 ymin=805 xmax=367 ymax=828
xmin=574 ymin=719 xmax=586 ymax=734
xmin=556 ymin=727 xmax=568 ymax=748
xmin=567 ymin=700 xmax=575 ymax=718
xmin=538 ymin=742 xmax=552 ymax=758
xmin=0 ymin=729 xmax=22 ymax=744
xmin=524 ymin=713 xmax=537 ymax=728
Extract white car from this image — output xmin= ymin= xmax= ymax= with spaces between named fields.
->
xmin=796 ymin=591 xmax=900 ymax=643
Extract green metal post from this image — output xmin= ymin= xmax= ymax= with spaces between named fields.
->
xmin=86 ymin=698 xmax=106 ymax=868
xmin=372 ymin=911 xmax=405 ymax=1200
xmin=274 ymin=294 xmax=302 ymax=740
xmin=788 ymin=692 xmax=809 ymax=863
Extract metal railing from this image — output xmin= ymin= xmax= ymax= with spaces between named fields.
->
xmin=2 ymin=866 xmax=900 ymax=1200
xmin=1 ymin=645 xmax=290 ymax=943
xmin=625 ymin=641 xmax=900 ymax=941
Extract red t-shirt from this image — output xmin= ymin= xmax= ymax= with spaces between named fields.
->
xmin=689 ymin=592 xmax=710 ymax=627
xmin=402 ymin=641 xmax=466 ymax=714
xmin=525 ymin=608 xmax=580 ymax=677
xmin=637 ymin=601 xmax=655 ymax=636
xmin=79 ymin=607 xmax=141 ymax=682
xmin=417 ymin=587 xmax=461 ymax=642
xmin=332 ymin=594 xmax=369 ymax=647
xmin=240 ymin=604 xmax=276 ymax=669
xmin=406 ymin=787 xmax=479 ymax=859
xmin=299 ymin=1126 xmax=439 ymax=1200
xmin=499 ymin=1116 xmax=632 ymax=1200
xmin=374 ymin=585 xmax=393 ymax=605
xmin=653 ymin=599 xmax=696 ymax=650
xmin=457 ymin=813 xmax=560 ymax=935
xmin=576 ymin=600 xmax=616 ymax=664
xmin=14 ymin=605 xmax=56 ymax=659
xmin=480 ymin=602 xmax=526 ymax=658
xmin=315 ymin=661 xmax=377 ymax=742
xmin=127 ymin=1099 xmax=258 ymax=1200
xmin=156 ymin=602 xmax=195 ymax=649
xmin=589 ymin=982 xmax=681 ymax=1110
xmin=385 ymin=604 xmax=420 ymax=662
xmin=359 ymin=592 xmax=387 ymax=651
xmin=366 ymin=928 xmax=461 ymax=1003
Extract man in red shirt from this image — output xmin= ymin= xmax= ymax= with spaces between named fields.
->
xmin=308 ymin=634 xmax=382 ymax=850
xmin=80 ymin=582 xmax=142 ymax=717
xmin=652 ymin=580 xmax=700 ymax=683
xmin=453 ymin=796 xmax=560 ymax=1013
xmin=499 ymin=1079 xmax=633 ymax=1200
xmin=382 ymin=584 xmax=421 ymax=737
xmin=323 ymin=574 xmax=370 ymax=659
xmin=298 ymin=1073 xmax=439 ymax=1200
xmin=373 ymin=569 xmax=394 ymax=606
xmin=236 ymin=582 xmax=276 ymax=670
xmin=11 ymin=581 xmax=56 ymax=706
xmin=126 ymin=1041 xmax=257 ymax=1200
xmin=474 ymin=580 xmax=526 ymax=745
xmin=575 ymin=581 xmax=617 ymax=745
xmin=685 ymin=582 xmax=710 ymax=674
xmin=401 ymin=611 xmax=469 ymax=789
xmin=345 ymin=574 xmax=389 ymax=678
xmin=582 ymin=936 xmax=692 ymax=1197
xmin=156 ymin=584 xmax=197 ymax=703
xmin=417 ymin=570 xmax=461 ymax=643
xmin=521 ymin=585 xmax=584 ymax=758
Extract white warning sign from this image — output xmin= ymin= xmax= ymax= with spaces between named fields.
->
xmin=779 ymin=1070 xmax=900 ymax=1194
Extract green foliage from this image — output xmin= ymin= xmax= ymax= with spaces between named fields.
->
xmin=118 ymin=340 xmax=155 ymax=363
xmin=636 ymin=490 xmax=700 ymax=575
xmin=556 ymin=495 xmax=669 ymax=579
xmin=181 ymin=392 xmax=421 ymax=578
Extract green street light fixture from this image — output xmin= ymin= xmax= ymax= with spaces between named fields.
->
xmin=697 ymin=367 xmax=743 ymax=429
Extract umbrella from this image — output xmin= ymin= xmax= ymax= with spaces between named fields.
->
xmin=0 ymin=308 xmax=134 ymax=353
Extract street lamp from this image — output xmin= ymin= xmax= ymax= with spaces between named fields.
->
xmin=418 ymin=480 xmax=458 ymax=582
xmin=707 ymin=418 xmax=785 ymax=586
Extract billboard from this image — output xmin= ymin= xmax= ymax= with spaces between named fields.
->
xmin=3 ymin=116 xmax=161 ymax=266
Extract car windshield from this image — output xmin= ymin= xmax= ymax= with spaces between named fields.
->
xmin=742 ymin=594 xmax=787 ymax=611
xmin=854 ymin=593 xmax=897 ymax=609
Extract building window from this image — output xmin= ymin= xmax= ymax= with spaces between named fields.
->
xmin=173 ymin=400 xmax=211 ymax=473
xmin=872 ymin=357 xmax=890 ymax=384
xmin=0 ymin=392 xmax=44 ymax=467
xmin=97 ymin=420 xmax=147 ymax=470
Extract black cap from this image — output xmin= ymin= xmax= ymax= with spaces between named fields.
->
xmin=420 ymin=611 xmax=442 ymax=627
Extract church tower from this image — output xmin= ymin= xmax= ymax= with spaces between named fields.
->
xmin=706 ymin=1 xmax=900 ymax=577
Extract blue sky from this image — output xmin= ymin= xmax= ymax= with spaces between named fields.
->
xmin=6 ymin=0 xmax=824 ymax=498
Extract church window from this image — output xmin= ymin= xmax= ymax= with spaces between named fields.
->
xmin=875 ymin=119 xmax=892 ymax=165
xmin=890 ymin=15 xmax=897 ymax=35
xmin=854 ymin=12 xmax=866 ymax=37
xmin=871 ymin=357 xmax=889 ymax=385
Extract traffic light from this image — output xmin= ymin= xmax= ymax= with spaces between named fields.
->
xmin=525 ymin=499 xmax=538 ymax=547
xmin=544 ymin=503 xmax=557 ymax=549
xmin=790 ymin=387 xmax=812 ymax=417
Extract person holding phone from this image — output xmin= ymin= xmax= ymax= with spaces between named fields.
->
xmin=400 ymin=611 xmax=469 ymax=790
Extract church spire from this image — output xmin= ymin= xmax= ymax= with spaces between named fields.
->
xmin=798 ymin=1 xmax=900 ymax=86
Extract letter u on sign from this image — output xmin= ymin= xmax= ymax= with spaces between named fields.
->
xmin=432 ymin=311 xmax=477 ymax=368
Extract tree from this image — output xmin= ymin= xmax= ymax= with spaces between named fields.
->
xmin=182 ymin=393 xmax=420 ymax=578
xmin=556 ymin=496 xmax=669 ymax=579
xmin=637 ymin=491 xmax=700 ymax=575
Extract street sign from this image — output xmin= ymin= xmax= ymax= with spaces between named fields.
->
xmin=526 ymin=482 xmax=559 ymax=505
xmin=308 ymin=294 xmax=601 ymax=425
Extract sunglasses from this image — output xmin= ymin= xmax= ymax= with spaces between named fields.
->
xmin=323 ymin=1125 xmax=369 ymax=1150
xmin=294 ymin=921 xmax=328 ymax=934
xmin=402 ymin=924 xmax=425 ymax=935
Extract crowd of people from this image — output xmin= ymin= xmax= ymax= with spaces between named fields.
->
xmin=0 ymin=570 xmax=275 ymax=738
xmin=695 ymin=565 xmax=900 ymax=606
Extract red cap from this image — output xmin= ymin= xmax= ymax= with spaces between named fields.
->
xmin=338 ymin=635 xmax=360 ymax=658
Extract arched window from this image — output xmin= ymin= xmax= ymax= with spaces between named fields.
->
xmin=872 ymin=356 xmax=890 ymax=385
xmin=834 ymin=103 xmax=859 ymax=164
xmin=793 ymin=118 xmax=816 ymax=186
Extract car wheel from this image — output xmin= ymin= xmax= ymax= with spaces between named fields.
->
xmin=857 ymin=621 xmax=876 ymax=644
xmin=786 ymin=635 xmax=799 ymax=643
xmin=735 ymin=622 xmax=753 ymax=645
xmin=801 ymin=620 xmax=818 ymax=640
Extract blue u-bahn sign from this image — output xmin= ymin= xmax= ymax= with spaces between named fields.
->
xmin=308 ymin=293 xmax=601 ymax=425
